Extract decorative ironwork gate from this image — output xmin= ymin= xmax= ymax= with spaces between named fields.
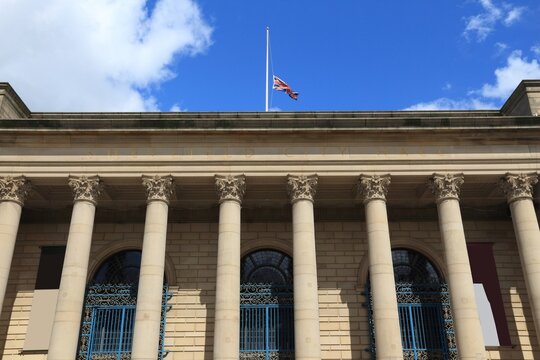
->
xmin=367 ymin=283 xmax=457 ymax=360
xmin=240 ymin=283 xmax=294 ymax=360
xmin=78 ymin=283 xmax=169 ymax=360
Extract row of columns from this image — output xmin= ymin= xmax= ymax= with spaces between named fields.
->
xmin=212 ymin=174 xmax=322 ymax=360
xmin=0 ymin=173 xmax=539 ymax=359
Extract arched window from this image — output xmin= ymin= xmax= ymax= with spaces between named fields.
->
xmin=240 ymin=249 xmax=294 ymax=360
xmin=78 ymin=250 xmax=168 ymax=360
xmin=241 ymin=249 xmax=292 ymax=284
xmin=392 ymin=248 xmax=442 ymax=284
xmin=368 ymin=249 xmax=457 ymax=359
xmin=92 ymin=250 xmax=142 ymax=284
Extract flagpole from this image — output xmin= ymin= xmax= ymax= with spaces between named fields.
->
xmin=265 ymin=26 xmax=269 ymax=112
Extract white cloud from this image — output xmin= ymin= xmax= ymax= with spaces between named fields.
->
xmin=495 ymin=42 xmax=508 ymax=55
xmin=405 ymin=98 xmax=496 ymax=111
xmin=406 ymin=50 xmax=540 ymax=110
xmin=532 ymin=44 xmax=540 ymax=58
xmin=503 ymin=6 xmax=525 ymax=26
xmin=169 ymin=104 xmax=186 ymax=112
xmin=442 ymin=83 xmax=452 ymax=91
xmin=480 ymin=50 xmax=540 ymax=99
xmin=464 ymin=0 xmax=525 ymax=42
xmin=0 ymin=0 xmax=212 ymax=111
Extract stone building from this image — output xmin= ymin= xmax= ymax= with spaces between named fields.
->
xmin=0 ymin=80 xmax=539 ymax=360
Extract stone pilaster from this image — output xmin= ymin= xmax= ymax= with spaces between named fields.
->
xmin=131 ymin=175 xmax=174 ymax=360
xmin=0 ymin=176 xmax=31 ymax=316
xmin=430 ymin=173 xmax=486 ymax=360
xmin=48 ymin=176 xmax=102 ymax=360
xmin=213 ymin=175 xmax=245 ymax=360
xmin=357 ymin=175 xmax=403 ymax=359
xmin=500 ymin=173 xmax=540 ymax=347
xmin=287 ymin=174 xmax=321 ymax=360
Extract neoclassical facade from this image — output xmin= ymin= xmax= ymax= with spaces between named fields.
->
xmin=0 ymin=80 xmax=539 ymax=359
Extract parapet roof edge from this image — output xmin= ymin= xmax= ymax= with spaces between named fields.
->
xmin=1 ymin=114 xmax=538 ymax=132
xmin=28 ymin=109 xmax=501 ymax=120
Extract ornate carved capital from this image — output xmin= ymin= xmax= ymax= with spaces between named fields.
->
xmin=357 ymin=174 xmax=391 ymax=203
xmin=0 ymin=176 xmax=32 ymax=206
xmin=68 ymin=175 xmax=103 ymax=205
xmin=215 ymin=175 xmax=246 ymax=204
xmin=287 ymin=174 xmax=318 ymax=204
xmin=500 ymin=173 xmax=538 ymax=204
xmin=429 ymin=173 xmax=464 ymax=203
xmin=142 ymin=175 xmax=175 ymax=204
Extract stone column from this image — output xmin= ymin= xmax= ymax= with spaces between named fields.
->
xmin=287 ymin=174 xmax=321 ymax=360
xmin=48 ymin=176 xmax=102 ymax=360
xmin=357 ymin=175 xmax=403 ymax=359
xmin=0 ymin=176 xmax=31 ymax=316
xmin=430 ymin=173 xmax=486 ymax=360
xmin=131 ymin=175 xmax=174 ymax=360
xmin=213 ymin=175 xmax=246 ymax=360
xmin=500 ymin=173 xmax=540 ymax=347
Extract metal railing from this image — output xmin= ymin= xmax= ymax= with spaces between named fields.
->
xmin=240 ymin=283 xmax=294 ymax=360
xmin=367 ymin=282 xmax=457 ymax=360
xmin=78 ymin=283 xmax=169 ymax=360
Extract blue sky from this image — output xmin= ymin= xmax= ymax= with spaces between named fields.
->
xmin=1 ymin=0 xmax=539 ymax=112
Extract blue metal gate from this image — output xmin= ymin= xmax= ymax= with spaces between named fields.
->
xmin=78 ymin=283 xmax=169 ymax=360
xmin=240 ymin=283 xmax=294 ymax=360
xmin=368 ymin=283 xmax=457 ymax=360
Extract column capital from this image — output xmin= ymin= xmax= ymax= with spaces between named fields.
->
xmin=215 ymin=174 xmax=246 ymax=204
xmin=68 ymin=175 xmax=103 ymax=205
xmin=357 ymin=174 xmax=391 ymax=203
xmin=287 ymin=174 xmax=318 ymax=204
xmin=500 ymin=172 xmax=538 ymax=204
xmin=429 ymin=173 xmax=464 ymax=203
xmin=0 ymin=176 xmax=32 ymax=206
xmin=142 ymin=175 xmax=175 ymax=204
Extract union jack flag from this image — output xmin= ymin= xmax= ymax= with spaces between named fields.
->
xmin=273 ymin=75 xmax=299 ymax=100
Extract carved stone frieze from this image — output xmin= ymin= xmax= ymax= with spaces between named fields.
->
xmin=357 ymin=174 xmax=391 ymax=203
xmin=68 ymin=175 xmax=103 ymax=205
xmin=215 ymin=174 xmax=246 ymax=204
xmin=287 ymin=174 xmax=318 ymax=203
xmin=429 ymin=173 xmax=464 ymax=203
xmin=142 ymin=175 xmax=175 ymax=204
xmin=500 ymin=172 xmax=538 ymax=204
xmin=0 ymin=176 xmax=32 ymax=206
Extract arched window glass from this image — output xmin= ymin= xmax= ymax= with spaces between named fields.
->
xmin=392 ymin=248 xmax=442 ymax=284
xmin=241 ymin=249 xmax=292 ymax=285
xmin=92 ymin=250 xmax=142 ymax=284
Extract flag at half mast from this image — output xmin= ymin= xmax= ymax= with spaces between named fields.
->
xmin=273 ymin=75 xmax=299 ymax=100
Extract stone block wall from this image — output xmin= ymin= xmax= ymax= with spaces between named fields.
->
xmin=0 ymin=220 xmax=538 ymax=359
